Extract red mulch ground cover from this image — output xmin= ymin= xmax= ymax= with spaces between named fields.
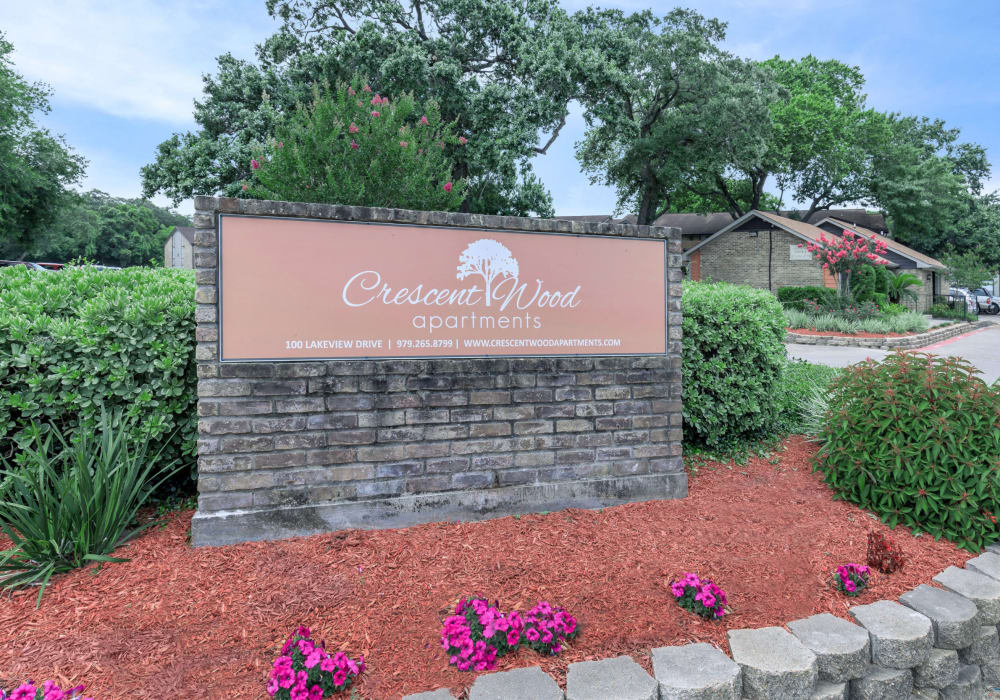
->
xmin=0 ymin=437 xmax=972 ymax=699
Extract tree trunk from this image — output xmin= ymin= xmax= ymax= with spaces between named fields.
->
xmin=839 ymin=270 xmax=851 ymax=298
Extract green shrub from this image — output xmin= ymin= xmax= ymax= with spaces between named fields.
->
xmin=873 ymin=264 xmax=891 ymax=296
xmin=929 ymin=303 xmax=976 ymax=321
xmin=870 ymin=292 xmax=888 ymax=309
xmin=815 ymin=352 xmax=1000 ymax=551
xmin=682 ymin=281 xmax=787 ymax=447
xmin=882 ymin=303 xmax=908 ymax=316
xmin=0 ymin=411 xmax=182 ymax=605
xmin=776 ymin=285 xmax=838 ymax=310
xmin=0 ymin=265 xmax=196 ymax=484
xmin=852 ymin=265 xmax=875 ymax=302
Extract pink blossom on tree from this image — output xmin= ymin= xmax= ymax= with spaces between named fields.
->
xmin=802 ymin=229 xmax=889 ymax=297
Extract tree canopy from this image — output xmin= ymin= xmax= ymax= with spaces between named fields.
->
xmin=142 ymin=0 xmax=582 ymax=217
xmin=0 ymin=32 xmax=86 ymax=258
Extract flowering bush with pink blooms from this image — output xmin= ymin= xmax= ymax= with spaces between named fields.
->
xmin=799 ymin=229 xmax=889 ymax=298
xmin=832 ymin=563 xmax=870 ymax=597
xmin=1 ymin=680 xmax=92 ymax=700
xmin=440 ymin=596 xmax=578 ymax=671
xmin=246 ymin=79 xmax=466 ymax=211
xmin=670 ymin=572 xmax=728 ymax=620
xmin=267 ymin=626 xmax=365 ymax=699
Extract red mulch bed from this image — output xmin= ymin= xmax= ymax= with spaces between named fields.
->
xmin=787 ymin=327 xmax=913 ymax=338
xmin=0 ymin=437 xmax=971 ymax=699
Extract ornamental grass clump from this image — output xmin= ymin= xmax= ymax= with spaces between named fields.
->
xmin=815 ymin=352 xmax=1000 ymax=552
xmin=832 ymin=563 xmax=870 ymax=596
xmin=267 ymin=626 xmax=364 ymax=699
xmin=670 ymin=572 xmax=728 ymax=619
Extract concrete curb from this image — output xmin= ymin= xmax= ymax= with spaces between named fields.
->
xmin=786 ymin=321 xmax=990 ymax=351
xmin=403 ymin=553 xmax=1000 ymax=699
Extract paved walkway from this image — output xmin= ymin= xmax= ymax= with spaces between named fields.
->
xmin=788 ymin=322 xmax=1000 ymax=384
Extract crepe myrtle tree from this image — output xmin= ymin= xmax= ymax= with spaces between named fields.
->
xmin=801 ymin=229 xmax=889 ymax=298
xmin=244 ymin=81 xmax=466 ymax=210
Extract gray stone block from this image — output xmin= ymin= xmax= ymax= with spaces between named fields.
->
xmin=899 ymin=585 xmax=979 ymax=650
xmin=788 ymin=613 xmax=872 ymax=682
xmin=912 ymin=648 xmax=959 ymax=690
xmin=468 ymin=666 xmax=563 ymax=700
xmin=652 ymin=643 xmax=741 ymax=700
xmin=910 ymin=688 xmax=940 ymax=699
xmin=848 ymin=666 xmax=913 ymax=699
xmin=966 ymin=552 xmax=1000 ymax=582
xmin=811 ymin=680 xmax=848 ymax=699
xmin=986 ymin=543 xmax=1000 ymax=556
xmin=402 ymin=691 xmax=456 ymax=700
xmin=934 ymin=566 xmax=1000 ymax=625
xmin=850 ymin=600 xmax=934 ymax=668
xmin=566 ymin=656 xmax=656 ymax=700
xmin=939 ymin=664 xmax=982 ymax=699
xmin=727 ymin=626 xmax=818 ymax=699
xmin=957 ymin=624 xmax=1000 ymax=665
xmin=980 ymin=658 xmax=1000 ymax=687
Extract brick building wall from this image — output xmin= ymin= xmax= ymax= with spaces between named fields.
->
xmin=696 ymin=227 xmax=827 ymax=291
xmin=189 ymin=197 xmax=684 ymax=546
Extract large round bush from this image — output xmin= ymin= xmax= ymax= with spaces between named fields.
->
xmin=682 ymin=281 xmax=787 ymax=447
xmin=815 ymin=352 xmax=1000 ymax=551
xmin=0 ymin=266 xmax=196 ymax=478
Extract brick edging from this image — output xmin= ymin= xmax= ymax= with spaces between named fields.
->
xmin=786 ymin=321 xmax=990 ymax=350
xmin=412 ymin=545 xmax=1000 ymax=699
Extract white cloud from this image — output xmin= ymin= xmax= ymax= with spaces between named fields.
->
xmin=4 ymin=0 xmax=275 ymax=125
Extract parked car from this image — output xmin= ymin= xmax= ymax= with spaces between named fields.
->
xmin=948 ymin=287 xmax=978 ymax=315
xmin=0 ymin=260 xmax=49 ymax=271
xmin=35 ymin=262 xmax=65 ymax=271
xmin=970 ymin=287 xmax=999 ymax=315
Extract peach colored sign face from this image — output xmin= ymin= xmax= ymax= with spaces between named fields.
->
xmin=219 ymin=215 xmax=666 ymax=360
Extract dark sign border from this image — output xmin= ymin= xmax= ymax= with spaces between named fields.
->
xmin=218 ymin=213 xmax=668 ymax=362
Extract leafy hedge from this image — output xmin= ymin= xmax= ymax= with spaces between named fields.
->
xmin=682 ymin=281 xmax=787 ymax=447
xmin=776 ymin=285 xmax=838 ymax=310
xmin=0 ymin=266 xmax=196 ymax=481
xmin=815 ymin=352 xmax=1000 ymax=551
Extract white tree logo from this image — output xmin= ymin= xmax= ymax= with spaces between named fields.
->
xmin=456 ymin=239 xmax=519 ymax=307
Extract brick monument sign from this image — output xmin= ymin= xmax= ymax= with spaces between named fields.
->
xmin=190 ymin=196 xmax=683 ymax=546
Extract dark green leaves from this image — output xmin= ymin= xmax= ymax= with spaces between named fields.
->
xmin=815 ymin=352 xmax=1000 ymax=552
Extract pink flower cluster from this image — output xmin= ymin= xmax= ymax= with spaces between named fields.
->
xmin=1 ymin=681 xmax=92 ymax=700
xmin=670 ymin=572 xmax=728 ymax=620
xmin=833 ymin=563 xmax=870 ymax=596
xmin=440 ymin=596 xmax=578 ymax=671
xmin=521 ymin=601 xmax=578 ymax=656
xmin=267 ymin=625 xmax=365 ymax=700
xmin=800 ymin=229 xmax=890 ymax=275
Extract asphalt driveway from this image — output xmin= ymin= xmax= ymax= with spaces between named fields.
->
xmin=787 ymin=321 xmax=1000 ymax=384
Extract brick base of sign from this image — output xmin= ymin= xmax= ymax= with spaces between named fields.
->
xmin=403 ymin=546 xmax=1000 ymax=699
xmin=786 ymin=320 xmax=990 ymax=350
xmin=190 ymin=471 xmax=687 ymax=546
xmin=190 ymin=196 xmax=684 ymax=547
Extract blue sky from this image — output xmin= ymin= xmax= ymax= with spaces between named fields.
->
xmin=5 ymin=0 xmax=999 ymax=218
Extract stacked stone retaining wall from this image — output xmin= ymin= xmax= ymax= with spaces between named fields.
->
xmin=786 ymin=321 xmax=991 ymax=351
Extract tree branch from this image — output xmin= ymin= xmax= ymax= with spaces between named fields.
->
xmin=533 ymin=114 xmax=567 ymax=155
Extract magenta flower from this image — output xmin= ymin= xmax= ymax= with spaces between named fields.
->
xmin=370 ymin=110 xmax=380 ymax=117
xmin=348 ymin=123 xmax=358 ymax=133
xmin=250 ymin=158 xmax=260 ymax=170
xmin=350 ymin=140 xmax=359 ymax=150
xmin=443 ymin=182 xmax=453 ymax=192
xmin=459 ymin=136 xmax=468 ymax=145
xmin=419 ymin=114 xmax=429 ymax=125
xmin=362 ymin=84 xmax=371 ymax=92
xmin=400 ymin=140 xmax=408 ymax=147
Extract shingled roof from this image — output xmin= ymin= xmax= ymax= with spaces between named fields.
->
xmin=821 ymin=217 xmax=945 ymax=270
xmin=649 ymin=208 xmax=888 ymax=237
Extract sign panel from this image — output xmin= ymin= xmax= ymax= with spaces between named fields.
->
xmin=218 ymin=215 xmax=667 ymax=360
